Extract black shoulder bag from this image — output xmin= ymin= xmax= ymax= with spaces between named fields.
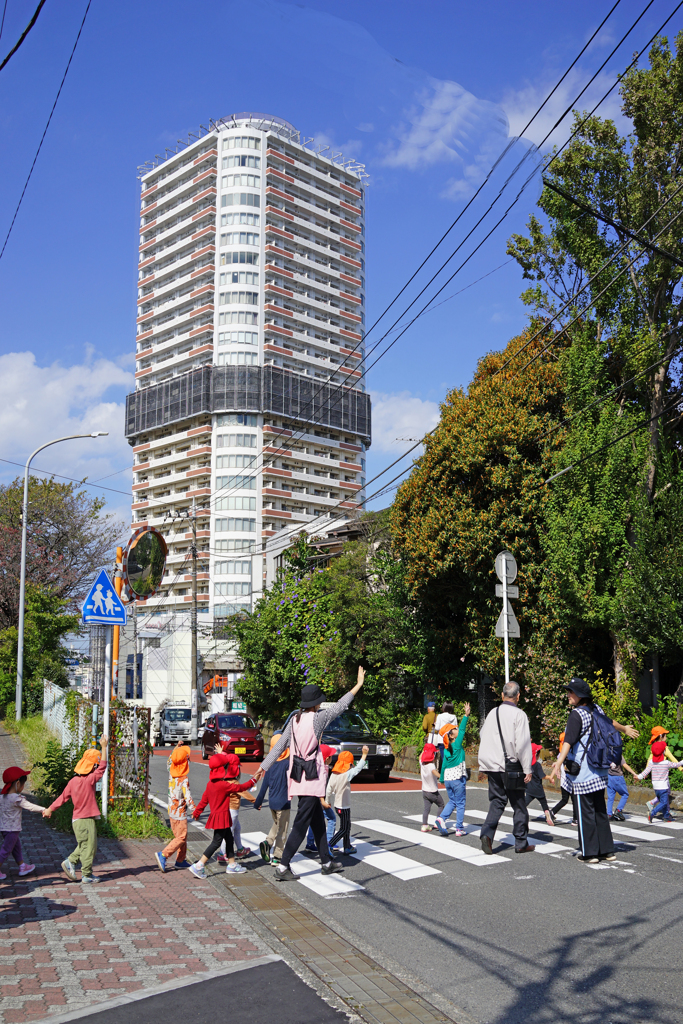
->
xmin=289 ymin=714 xmax=320 ymax=783
xmin=496 ymin=707 xmax=526 ymax=790
xmin=564 ymin=713 xmax=593 ymax=777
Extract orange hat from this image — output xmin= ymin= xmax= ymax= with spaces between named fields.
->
xmin=439 ymin=722 xmax=457 ymax=748
xmin=74 ymin=748 xmax=102 ymax=775
xmin=169 ymin=745 xmax=191 ymax=778
xmin=559 ymin=732 xmax=565 ymax=745
xmin=649 ymin=726 xmax=669 ymax=745
xmin=270 ymin=732 xmax=290 ymax=761
xmin=332 ymin=750 xmax=354 ymax=774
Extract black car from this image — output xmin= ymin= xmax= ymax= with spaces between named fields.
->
xmin=277 ymin=705 xmax=395 ymax=782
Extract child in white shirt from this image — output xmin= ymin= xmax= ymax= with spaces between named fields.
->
xmin=420 ymin=743 xmax=444 ymax=832
xmin=0 ymin=766 xmax=43 ymax=879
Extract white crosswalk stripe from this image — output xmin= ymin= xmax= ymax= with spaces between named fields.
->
xmin=241 ymin=831 xmax=364 ymax=897
xmin=546 ymin=811 xmax=671 ymax=842
xmin=402 ymin=815 xmax=576 ymax=855
xmin=345 ymin=840 xmax=441 ymax=880
xmin=354 ymin=819 xmax=509 ymax=866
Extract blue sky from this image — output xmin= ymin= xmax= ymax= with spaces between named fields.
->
xmin=0 ymin=0 xmax=680 ymax=521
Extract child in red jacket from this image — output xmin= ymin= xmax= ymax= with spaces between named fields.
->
xmin=190 ymin=752 xmax=259 ymax=878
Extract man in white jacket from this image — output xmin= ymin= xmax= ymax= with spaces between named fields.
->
xmin=478 ymin=681 xmax=534 ymax=854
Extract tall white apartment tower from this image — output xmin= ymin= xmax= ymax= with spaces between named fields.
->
xmin=125 ymin=114 xmax=371 ymax=619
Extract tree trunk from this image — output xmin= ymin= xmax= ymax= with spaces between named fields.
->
xmin=610 ymin=630 xmax=637 ymax=695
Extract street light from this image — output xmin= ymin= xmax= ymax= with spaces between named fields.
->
xmin=15 ymin=431 xmax=109 ymax=720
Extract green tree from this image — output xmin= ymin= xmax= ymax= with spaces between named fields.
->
xmin=0 ymin=585 xmax=80 ymax=715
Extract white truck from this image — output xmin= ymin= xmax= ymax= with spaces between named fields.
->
xmin=153 ymin=700 xmax=192 ymax=746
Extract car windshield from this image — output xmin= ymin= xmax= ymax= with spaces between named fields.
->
xmin=216 ymin=715 xmax=256 ymax=730
xmin=166 ymin=709 xmax=191 ymax=722
xmin=325 ymin=711 xmax=372 ymax=737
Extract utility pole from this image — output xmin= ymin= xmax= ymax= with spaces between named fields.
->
xmin=102 ymin=626 xmax=112 ymax=817
xmin=190 ymin=500 xmax=199 ymax=743
xmin=133 ymin=601 xmax=139 ymax=701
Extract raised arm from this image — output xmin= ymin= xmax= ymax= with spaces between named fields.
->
xmin=317 ymin=667 xmax=366 ymax=732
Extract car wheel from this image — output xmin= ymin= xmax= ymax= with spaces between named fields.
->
xmin=158 ymin=739 xmax=164 ymax=747
xmin=374 ymin=771 xmax=391 ymax=784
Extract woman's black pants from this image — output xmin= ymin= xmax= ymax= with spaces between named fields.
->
xmin=281 ymin=795 xmax=331 ymax=867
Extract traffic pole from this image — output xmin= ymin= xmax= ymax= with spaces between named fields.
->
xmin=102 ymin=626 xmax=112 ymax=817
xmin=190 ymin=501 xmax=198 ymax=744
xmin=503 ymin=568 xmax=510 ymax=687
xmin=111 ymin=547 xmax=123 ymax=699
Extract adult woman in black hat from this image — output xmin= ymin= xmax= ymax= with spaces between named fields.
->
xmin=549 ymin=677 xmax=639 ymax=864
xmin=259 ymin=666 xmax=365 ymax=881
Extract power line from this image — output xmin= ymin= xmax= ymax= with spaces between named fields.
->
xmin=0 ymin=0 xmax=91 ymax=263
xmin=0 ymin=0 xmax=9 ymax=43
xmin=0 ymin=0 xmax=48 ymax=73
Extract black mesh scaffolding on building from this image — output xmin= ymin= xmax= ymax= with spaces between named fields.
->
xmin=125 ymin=366 xmax=372 ymax=444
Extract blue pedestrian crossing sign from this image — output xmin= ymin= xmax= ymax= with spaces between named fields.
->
xmin=82 ymin=569 xmax=127 ymax=625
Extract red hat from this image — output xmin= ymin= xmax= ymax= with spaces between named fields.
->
xmin=651 ymin=740 xmax=667 ymax=763
xmin=531 ymin=743 xmax=543 ymax=766
xmin=421 ymin=743 xmax=437 ymax=764
xmin=320 ymin=744 xmax=336 ymax=761
xmin=224 ymin=753 xmax=241 ymax=778
xmin=2 ymin=766 xmax=30 ymax=795
xmin=208 ymin=752 xmax=229 ymax=775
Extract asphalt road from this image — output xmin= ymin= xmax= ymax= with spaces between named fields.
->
xmin=147 ymin=753 xmax=683 ymax=1024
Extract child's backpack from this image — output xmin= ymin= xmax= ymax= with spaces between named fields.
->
xmin=586 ymin=707 xmax=623 ymax=771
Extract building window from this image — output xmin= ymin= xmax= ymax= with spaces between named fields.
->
xmin=214 ymin=538 xmax=255 ymax=552
xmin=216 ymin=496 xmax=257 ymax=511
xmin=216 ymin=414 xmax=257 ymax=428
xmin=218 ymin=330 xmax=258 ymax=346
xmin=220 ymin=214 xmax=260 ymax=228
xmin=216 ymin=433 xmax=257 ymax=448
xmin=221 ymin=193 xmax=260 ymax=209
xmin=216 ymin=475 xmax=256 ymax=490
xmin=219 ymin=290 xmax=259 ymax=306
xmin=222 ymin=154 xmax=261 ymax=169
xmin=215 ymin=581 xmax=252 ymax=596
xmin=215 ymin=560 xmax=252 ymax=575
xmin=215 ymin=517 xmax=256 ymax=532
xmin=219 ymin=271 xmax=259 ymax=286
xmin=218 ymin=311 xmax=258 ymax=326
xmin=220 ymin=250 xmax=259 ymax=265
xmin=222 ymin=136 xmax=261 ymax=151
xmin=217 ymin=351 xmax=258 ymax=366
xmin=216 ymin=454 xmax=256 ymax=468
xmin=222 ymin=174 xmax=261 ymax=188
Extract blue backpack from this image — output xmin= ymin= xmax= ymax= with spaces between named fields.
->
xmin=586 ymin=707 xmax=623 ymax=771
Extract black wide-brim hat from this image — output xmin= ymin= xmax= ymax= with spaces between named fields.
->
xmin=564 ymin=676 xmax=592 ymax=702
xmin=300 ymin=683 xmax=326 ymax=708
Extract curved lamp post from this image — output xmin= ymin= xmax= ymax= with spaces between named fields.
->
xmin=15 ymin=432 xmax=108 ymax=720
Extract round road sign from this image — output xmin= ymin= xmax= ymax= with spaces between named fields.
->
xmin=495 ymin=550 xmax=517 ymax=583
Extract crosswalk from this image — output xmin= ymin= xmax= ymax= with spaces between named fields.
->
xmin=237 ymin=808 xmax=680 ymax=897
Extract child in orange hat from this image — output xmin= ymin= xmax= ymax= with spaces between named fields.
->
xmin=155 ymin=741 xmax=195 ymax=872
xmin=633 ymin=732 xmax=683 ymax=822
xmin=0 ymin=766 xmax=43 ymax=880
xmin=43 ymin=737 xmax=108 ymax=883
xmin=326 ymin=745 xmax=368 ymax=854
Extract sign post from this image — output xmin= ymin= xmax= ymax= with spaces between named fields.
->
xmin=82 ymin=570 xmax=126 ymax=817
xmin=495 ymin=551 xmax=519 ymax=687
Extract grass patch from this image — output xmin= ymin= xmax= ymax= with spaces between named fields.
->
xmin=1 ymin=714 xmax=60 ymax=792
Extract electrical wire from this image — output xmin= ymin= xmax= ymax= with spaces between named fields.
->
xmin=0 ymin=0 xmax=48 ymax=72
xmin=0 ymin=0 xmax=91 ymax=262
xmin=0 ymin=0 xmax=9 ymax=43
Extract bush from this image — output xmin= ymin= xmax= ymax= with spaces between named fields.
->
xmin=44 ymin=797 xmax=173 ymax=840
xmin=33 ymin=740 xmax=80 ymax=797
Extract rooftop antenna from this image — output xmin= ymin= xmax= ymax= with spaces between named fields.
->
xmin=317 ymin=144 xmax=329 ymax=156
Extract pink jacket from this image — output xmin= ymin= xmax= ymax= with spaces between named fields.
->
xmin=288 ymin=712 xmax=326 ymax=798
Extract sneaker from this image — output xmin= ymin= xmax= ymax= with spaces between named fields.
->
xmin=226 ymin=863 xmax=246 ymax=874
xmin=216 ymin=854 xmax=229 ymax=865
xmin=569 ymin=820 xmax=578 ymax=826
xmin=648 ymin=811 xmax=655 ymax=823
xmin=273 ymin=865 xmax=299 ymax=881
xmin=454 ymin=829 xmax=467 ymax=837
xmin=303 ymin=845 xmax=317 ymax=855
xmin=81 ymin=875 xmax=101 ymax=884
xmin=174 ymin=860 xmax=191 ymax=869
xmin=321 ymin=860 xmax=344 ymax=875
xmin=602 ymin=853 xmax=617 ymax=861
xmin=662 ymin=815 xmax=675 ymax=822
xmin=342 ymin=846 xmax=356 ymax=855
xmin=581 ymin=856 xmax=600 ymax=864
xmin=189 ymin=862 xmax=206 ymax=879
xmin=647 ymin=797 xmax=656 ymax=811
xmin=420 ymin=825 xmax=433 ymax=832
xmin=434 ymin=816 xmax=449 ymax=836
xmin=61 ymin=859 xmax=78 ymax=881
xmin=259 ymin=840 xmax=271 ymax=864
xmin=235 ymin=847 xmax=250 ymax=859
xmin=612 ymin=810 xmax=626 ymax=822
xmin=271 ymin=857 xmax=280 ymax=866
xmin=18 ymin=863 xmax=35 ymax=877
xmin=154 ymin=852 xmax=166 ymax=873
xmin=329 ymin=846 xmax=341 ymax=854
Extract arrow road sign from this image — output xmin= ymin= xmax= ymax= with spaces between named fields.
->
xmin=82 ymin=569 xmax=127 ymax=626
xmin=495 ymin=601 xmax=520 ymax=639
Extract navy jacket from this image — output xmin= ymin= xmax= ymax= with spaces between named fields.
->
xmin=254 ymin=758 xmax=291 ymax=812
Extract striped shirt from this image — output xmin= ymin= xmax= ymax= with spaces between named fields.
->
xmin=637 ymin=759 xmax=683 ymax=791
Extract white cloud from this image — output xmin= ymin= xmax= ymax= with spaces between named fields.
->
xmin=382 ymin=77 xmax=509 ymax=170
xmin=0 ymin=350 xmax=134 ymax=527
xmin=501 ymin=66 xmax=628 ymax=150
xmin=370 ymin=390 xmax=440 ymax=454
